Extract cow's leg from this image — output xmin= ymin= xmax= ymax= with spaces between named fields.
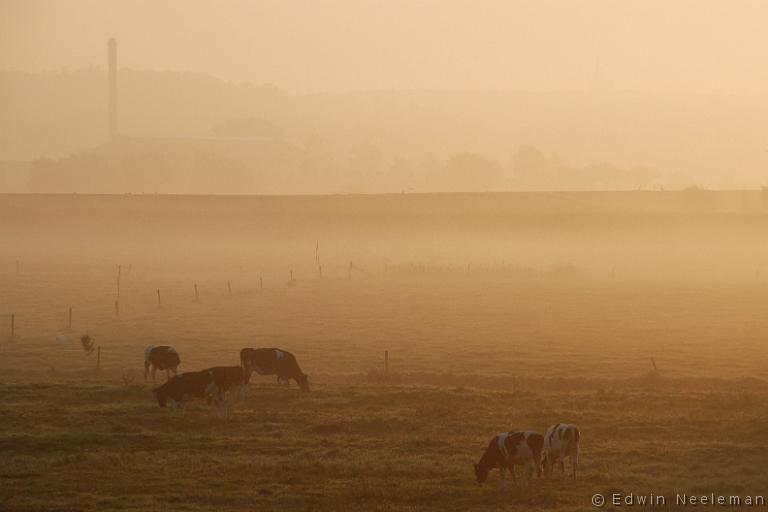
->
xmin=498 ymin=467 xmax=506 ymax=490
xmin=222 ymin=392 xmax=230 ymax=419
xmin=524 ymin=462 xmax=533 ymax=481
xmin=214 ymin=390 xmax=225 ymax=418
xmin=560 ymin=460 xmax=565 ymax=479
xmin=151 ymin=365 xmax=157 ymax=384
xmin=144 ymin=361 xmax=150 ymax=382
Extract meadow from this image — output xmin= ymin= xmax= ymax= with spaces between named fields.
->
xmin=1 ymin=191 xmax=768 ymax=511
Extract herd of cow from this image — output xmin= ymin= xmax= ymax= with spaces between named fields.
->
xmin=143 ymin=345 xmax=580 ymax=486
xmin=474 ymin=424 xmax=581 ymax=487
xmin=143 ymin=344 xmax=309 ymax=417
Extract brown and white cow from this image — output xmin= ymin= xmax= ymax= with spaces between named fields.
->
xmin=240 ymin=348 xmax=309 ymax=392
xmin=543 ymin=423 xmax=580 ymax=480
xmin=474 ymin=431 xmax=544 ymax=488
xmin=144 ymin=345 xmax=180 ymax=383
xmin=202 ymin=366 xmax=246 ymax=417
xmin=152 ymin=370 xmax=218 ymax=414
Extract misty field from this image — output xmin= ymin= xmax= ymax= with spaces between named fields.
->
xmin=2 ymin=192 xmax=768 ymax=511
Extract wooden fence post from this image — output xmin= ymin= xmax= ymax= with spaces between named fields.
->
xmin=68 ymin=307 xmax=72 ymax=329
xmin=290 ymin=269 xmax=293 ymax=282
xmin=10 ymin=314 xmax=14 ymax=338
xmin=115 ymin=300 xmax=119 ymax=319
xmin=117 ymin=265 xmax=121 ymax=298
xmin=194 ymin=283 xmax=199 ymax=302
xmin=385 ymin=350 xmax=389 ymax=373
xmin=651 ymin=357 xmax=658 ymax=371
xmin=348 ymin=261 xmax=352 ymax=280
xmin=96 ymin=346 xmax=101 ymax=370
xmin=227 ymin=281 xmax=232 ymax=295
xmin=156 ymin=289 xmax=162 ymax=308
xmin=260 ymin=275 xmax=263 ymax=290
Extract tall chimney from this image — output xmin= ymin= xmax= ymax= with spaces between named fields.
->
xmin=108 ymin=38 xmax=117 ymax=140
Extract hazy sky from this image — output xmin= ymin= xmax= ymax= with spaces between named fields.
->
xmin=2 ymin=0 xmax=768 ymax=94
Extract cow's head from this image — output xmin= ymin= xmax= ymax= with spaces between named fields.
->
xmin=297 ymin=373 xmax=310 ymax=392
xmin=473 ymin=462 xmax=489 ymax=485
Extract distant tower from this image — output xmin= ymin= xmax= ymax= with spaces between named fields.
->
xmin=108 ymin=38 xmax=117 ymax=140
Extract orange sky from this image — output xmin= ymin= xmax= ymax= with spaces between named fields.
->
xmin=2 ymin=0 xmax=768 ymax=94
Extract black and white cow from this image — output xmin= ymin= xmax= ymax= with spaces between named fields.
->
xmin=543 ymin=423 xmax=580 ymax=480
xmin=152 ymin=370 xmax=217 ymax=413
xmin=474 ymin=431 xmax=544 ymax=488
xmin=144 ymin=345 xmax=180 ymax=383
xmin=202 ymin=366 xmax=246 ymax=417
xmin=240 ymin=348 xmax=309 ymax=392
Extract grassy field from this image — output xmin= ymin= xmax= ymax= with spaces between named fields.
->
xmin=2 ymin=192 xmax=768 ymax=511
xmin=2 ymin=378 xmax=768 ymax=511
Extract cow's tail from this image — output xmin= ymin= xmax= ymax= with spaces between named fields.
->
xmin=573 ymin=426 xmax=580 ymax=465
xmin=240 ymin=349 xmax=252 ymax=384
xmin=571 ymin=426 xmax=580 ymax=479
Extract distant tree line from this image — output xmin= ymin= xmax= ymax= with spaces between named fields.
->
xmin=25 ymin=138 xmax=663 ymax=194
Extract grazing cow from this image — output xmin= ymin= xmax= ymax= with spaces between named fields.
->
xmin=240 ymin=348 xmax=309 ymax=392
xmin=202 ymin=366 xmax=246 ymax=417
xmin=474 ymin=431 xmax=544 ymax=488
xmin=153 ymin=370 xmax=218 ymax=413
xmin=543 ymin=423 xmax=580 ymax=480
xmin=144 ymin=345 xmax=180 ymax=383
